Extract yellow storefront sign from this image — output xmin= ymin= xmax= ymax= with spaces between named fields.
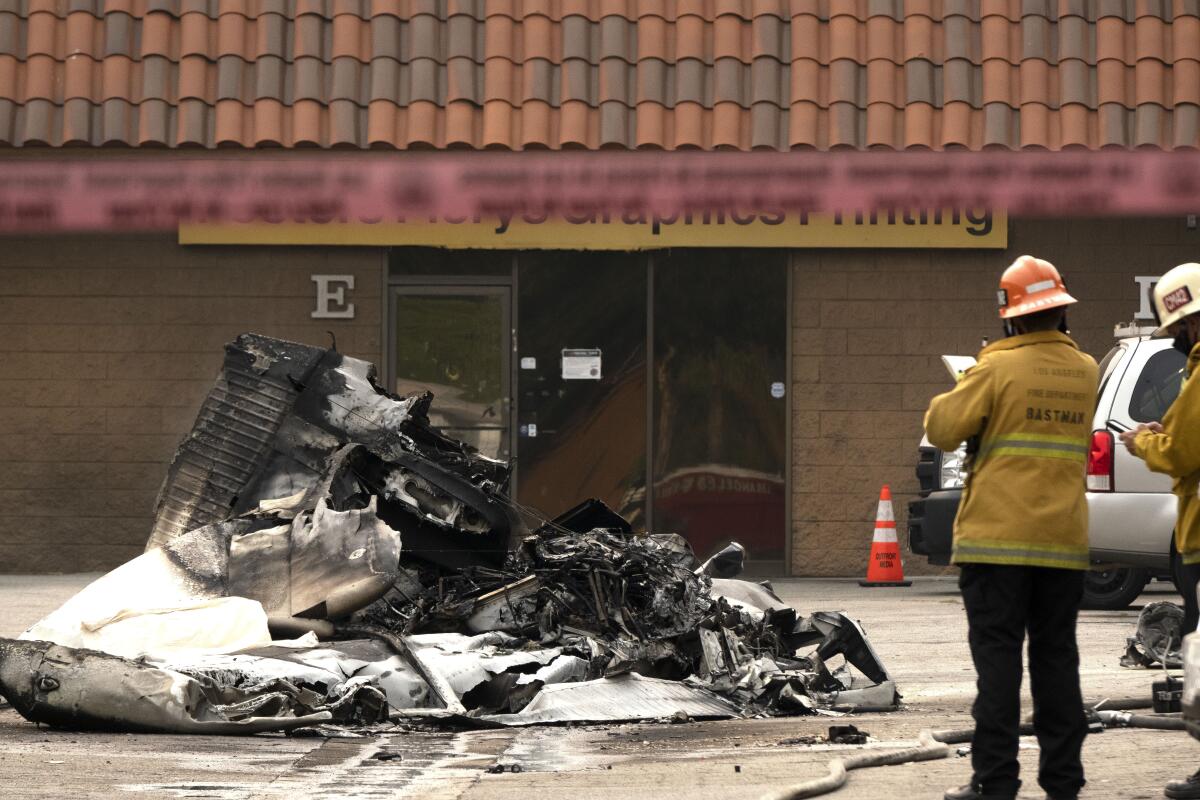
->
xmin=181 ymin=208 xmax=1006 ymax=249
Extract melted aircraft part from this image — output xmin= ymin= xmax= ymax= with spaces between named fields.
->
xmin=382 ymin=467 xmax=490 ymax=535
xmin=0 ymin=639 xmax=358 ymax=734
xmin=482 ymin=673 xmax=740 ymax=726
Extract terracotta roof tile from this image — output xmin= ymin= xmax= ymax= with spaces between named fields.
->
xmin=865 ymin=14 xmax=897 ymax=61
xmin=905 ymin=59 xmax=936 ymax=105
xmin=1058 ymin=102 xmax=1089 ymax=147
xmin=1020 ymin=58 xmax=1052 ymax=105
xmin=598 ymin=16 xmax=633 ymax=61
xmin=1097 ymin=59 xmax=1129 ymax=104
xmin=1136 ymin=58 xmax=1168 ymax=105
xmin=0 ymin=99 xmax=18 ymax=142
xmin=903 ymin=15 xmax=936 ymax=61
xmin=1176 ymin=15 xmax=1200 ymax=60
xmin=864 ymin=100 xmax=893 ymax=145
xmin=110 ymin=55 xmax=137 ymax=101
xmin=940 ymin=99 xmax=972 ymax=147
xmin=1174 ymin=102 xmax=1200 ymax=146
xmin=176 ymin=12 xmax=209 ymax=59
xmin=1097 ymin=1 xmax=1132 ymax=21
xmin=904 ymin=101 xmax=934 ymax=148
xmin=3 ymin=2 xmax=1200 ymax=149
xmin=827 ymin=14 xmax=861 ymax=62
xmin=522 ymin=15 xmax=557 ymax=62
xmin=980 ymin=1 xmax=1020 ymax=22
xmin=1059 ymin=57 xmax=1093 ymax=105
xmin=1020 ymin=98 xmax=1050 ymax=147
xmin=292 ymin=13 xmax=326 ymax=60
xmin=1175 ymin=58 xmax=1200 ymax=104
xmin=141 ymin=12 xmax=176 ymax=59
xmin=0 ymin=55 xmax=15 ymax=102
xmin=1096 ymin=16 xmax=1130 ymax=61
xmin=979 ymin=15 xmax=1013 ymax=62
xmin=1058 ymin=15 xmax=1094 ymax=63
xmin=1135 ymin=102 xmax=1164 ymax=146
xmin=1135 ymin=14 xmax=1168 ymax=61
xmin=943 ymin=59 xmax=978 ymax=105
xmin=943 ymin=15 xmax=977 ymax=61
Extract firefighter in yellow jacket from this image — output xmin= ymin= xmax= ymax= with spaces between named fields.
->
xmin=927 ymin=256 xmax=1099 ymax=800
xmin=1117 ymin=263 xmax=1200 ymax=800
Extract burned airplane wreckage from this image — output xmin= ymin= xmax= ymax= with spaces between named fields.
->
xmin=0 ymin=334 xmax=897 ymax=733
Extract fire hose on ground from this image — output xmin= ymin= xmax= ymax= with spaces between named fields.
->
xmin=1097 ymin=710 xmax=1186 ymax=731
xmin=758 ymin=731 xmax=951 ymax=800
xmin=757 ymin=698 xmax=1182 ymax=800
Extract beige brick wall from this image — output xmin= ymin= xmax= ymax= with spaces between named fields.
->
xmin=0 ymin=235 xmax=383 ymax=573
xmin=789 ymin=217 xmax=1200 ymax=576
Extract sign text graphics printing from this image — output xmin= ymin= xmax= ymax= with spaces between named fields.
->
xmin=182 ymin=208 xmax=1005 ymax=249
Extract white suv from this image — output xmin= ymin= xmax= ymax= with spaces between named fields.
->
xmin=908 ymin=326 xmax=1185 ymax=609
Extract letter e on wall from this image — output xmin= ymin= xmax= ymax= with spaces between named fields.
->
xmin=312 ymin=274 xmax=355 ymax=319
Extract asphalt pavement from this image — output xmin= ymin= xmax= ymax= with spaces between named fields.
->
xmin=0 ymin=575 xmax=1193 ymax=799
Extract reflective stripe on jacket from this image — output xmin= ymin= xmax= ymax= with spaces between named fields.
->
xmin=1135 ymin=342 xmax=1200 ymax=564
xmin=924 ymin=331 xmax=1099 ymax=570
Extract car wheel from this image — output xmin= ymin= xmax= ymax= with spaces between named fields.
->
xmin=1081 ymin=566 xmax=1150 ymax=610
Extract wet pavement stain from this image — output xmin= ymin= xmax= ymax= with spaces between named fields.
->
xmin=121 ymin=732 xmax=494 ymax=799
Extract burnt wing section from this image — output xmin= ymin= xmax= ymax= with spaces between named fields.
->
xmin=148 ymin=335 xmax=327 ymax=551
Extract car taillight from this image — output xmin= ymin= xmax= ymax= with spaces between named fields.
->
xmin=1087 ymin=430 xmax=1115 ymax=492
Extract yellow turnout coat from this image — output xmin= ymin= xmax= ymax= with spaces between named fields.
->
xmin=1135 ymin=342 xmax=1200 ymax=564
xmin=925 ymin=331 xmax=1099 ymax=570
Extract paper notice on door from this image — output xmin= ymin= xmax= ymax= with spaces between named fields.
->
xmin=561 ymin=348 xmax=602 ymax=380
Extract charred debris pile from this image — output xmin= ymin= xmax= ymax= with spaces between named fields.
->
xmin=0 ymin=334 xmax=897 ymax=734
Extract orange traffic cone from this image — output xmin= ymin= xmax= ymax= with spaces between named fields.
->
xmin=858 ymin=485 xmax=912 ymax=587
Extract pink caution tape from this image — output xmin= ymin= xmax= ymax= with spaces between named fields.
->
xmin=0 ymin=150 xmax=1198 ymax=232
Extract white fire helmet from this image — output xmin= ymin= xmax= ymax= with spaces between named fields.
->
xmin=1152 ymin=263 xmax=1200 ymax=335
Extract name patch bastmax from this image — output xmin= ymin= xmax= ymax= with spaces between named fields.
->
xmin=1025 ymin=408 xmax=1086 ymax=424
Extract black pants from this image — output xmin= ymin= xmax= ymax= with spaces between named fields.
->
xmin=1179 ymin=561 xmax=1200 ymax=636
xmin=959 ymin=564 xmax=1087 ymax=798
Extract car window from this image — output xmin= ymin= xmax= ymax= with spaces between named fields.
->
xmin=1096 ymin=345 xmax=1124 ymax=408
xmin=1128 ymin=348 xmax=1188 ymax=422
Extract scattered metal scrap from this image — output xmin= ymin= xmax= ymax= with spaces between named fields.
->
xmin=0 ymin=334 xmax=899 ymax=735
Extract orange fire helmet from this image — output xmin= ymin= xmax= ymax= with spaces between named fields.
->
xmin=997 ymin=255 xmax=1078 ymax=319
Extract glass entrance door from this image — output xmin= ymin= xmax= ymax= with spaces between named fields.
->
xmin=390 ymin=286 xmax=512 ymax=460
xmin=514 ymin=253 xmax=649 ymax=526
xmin=651 ymin=251 xmax=788 ymax=572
